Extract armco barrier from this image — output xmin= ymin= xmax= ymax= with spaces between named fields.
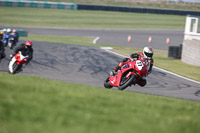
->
xmin=77 ymin=4 xmax=200 ymax=16
xmin=0 ymin=0 xmax=77 ymax=10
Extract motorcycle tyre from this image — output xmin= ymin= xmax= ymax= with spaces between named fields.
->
xmin=8 ymin=41 xmax=14 ymax=49
xmin=104 ymin=77 xmax=113 ymax=89
xmin=8 ymin=42 xmax=11 ymax=49
xmin=11 ymin=61 xmax=22 ymax=74
xmin=118 ymin=74 xmax=135 ymax=90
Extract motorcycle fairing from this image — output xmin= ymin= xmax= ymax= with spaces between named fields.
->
xmin=15 ymin=51 xmax=29 ymax=65
xmin=109 ymin=59 xmax=148 ymax=87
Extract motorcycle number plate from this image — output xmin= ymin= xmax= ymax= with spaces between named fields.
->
xmin=136 ymin=60 xmax=144 ymax=70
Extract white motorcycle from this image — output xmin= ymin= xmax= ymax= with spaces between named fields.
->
xmin=8 ymin=51 xmax=29 ymax=74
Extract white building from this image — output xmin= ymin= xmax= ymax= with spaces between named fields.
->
xmin=181 ymin=15 xmax=200 ymax=66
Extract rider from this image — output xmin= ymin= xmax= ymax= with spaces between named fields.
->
xmin=0 ymin=41 xmax=6 ymax=59
xmin=10 ymin=29 xmax=19 ymax=44
xmin=110 ymin=46 xmax=154 ymax=87
xmin=0 ymin=31 xmax=4 ymax=40
xmin=3 ymin=28 xmax=12 ymax=46
xmin=12 ymin=40 xmax=33 ymax=65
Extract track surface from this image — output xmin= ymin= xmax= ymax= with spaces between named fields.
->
xmin=11 ymin=27 xmax=184 ymax=50
xmin=1 ymin=40 xmax=200 ymax=101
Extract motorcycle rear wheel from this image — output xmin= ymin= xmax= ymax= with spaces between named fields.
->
xmin=8 ymin=40 xmax=15 ymax=49
xmin=118 ymin=74 xmax=135 ymax=90
xmin=104 ymin=77 xmax=113 ymax=89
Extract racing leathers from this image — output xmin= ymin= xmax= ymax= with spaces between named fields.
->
xmin=112 ymin=52 xmax=154 ymax=87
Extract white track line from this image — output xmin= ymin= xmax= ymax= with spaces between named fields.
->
xmin=93 ymin=37 xmax=100 ymax=44
xmin=153 ymin=66 xmax=200 ymax=85
xmin=100 ymin=47 xmax=200 ymax=85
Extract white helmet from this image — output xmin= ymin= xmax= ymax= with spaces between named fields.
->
xmin=7 ymin=28 xmax=11 ymax=33
xmin=3 ymin=28 xmax=7 ymax=32
xmin=143 ymin=46 xmax=154 ymax=59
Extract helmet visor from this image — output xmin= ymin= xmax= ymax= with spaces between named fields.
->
xmin=25 ymin=45 xmax=32 ymax=49
xmin=144 ymin=52 xmax=153 ymax=57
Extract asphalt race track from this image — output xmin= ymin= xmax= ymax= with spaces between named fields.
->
xmin=10 ymin=27 xmax=184 ymax=50
xmin=0 ymin=39 xmax=200 ymax=101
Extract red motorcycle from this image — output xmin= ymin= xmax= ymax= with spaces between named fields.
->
xmin=8 ymin=51 xmax=29 ymax=74
xmin=104 ymin=58 xmax=148 ymax=90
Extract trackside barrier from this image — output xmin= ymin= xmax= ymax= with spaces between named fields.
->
xmin=17 ymin=29 xmax=28 ymax=37
xmin=168 ymin=45 xmax=182 ymax=59
xmin=0 ymin=0 xmax=77 ymax=10
xmin=77 ymin=4 xmax=200 ymax=16
xmin=0 ymin=28 xmax=28 ymax=37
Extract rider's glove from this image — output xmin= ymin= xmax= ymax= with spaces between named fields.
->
xmin=10 ymin=54 xmax=14 ymax=58
xmin=129 ymin=57 xmax=135 ymax=62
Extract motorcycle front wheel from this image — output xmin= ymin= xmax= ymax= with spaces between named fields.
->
xmin=118 ymin=74 xmax=135 ymax=90
xmin=104 ymin=76 xmax=113 ymax=89
xmin=9 ymin=61 xmax=22 ymax=74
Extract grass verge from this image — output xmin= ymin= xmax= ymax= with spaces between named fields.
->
xmin=21 ymin=34 xmax=110 ymax=47
xmin=0 ymin=72 xmax=200 ymax=133
xmin=0 ymin=7 xmax=185 ymax=29
xmin=0 ymin=5 xmax=199 ymax=133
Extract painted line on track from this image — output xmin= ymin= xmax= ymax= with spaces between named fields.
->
xmin=93 ymin=37 xmax=100 ymax=44
xmin=100 ymin=47 xmax=200 ymax=85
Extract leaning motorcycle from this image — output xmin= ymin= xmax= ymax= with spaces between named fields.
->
xmin=104 ymin=58 xmax=148 ymax=90
xmin=8 ymin=35 xmax=16 ymax=49
xmin=8 ymin=51 xmax=29 ymax=74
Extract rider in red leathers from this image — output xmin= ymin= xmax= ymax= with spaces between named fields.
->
xmin=110 ymin=46 xmax=154 ymax=87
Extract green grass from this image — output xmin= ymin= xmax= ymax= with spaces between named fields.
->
xmin=0 ymin=72 xmax=200 ymax=133
xmin=0 ymin=7 xmax=185 ymax=29
xmin=20 ymin=34 xmax=110 ymax=47
xmin=0 ymin=6 xmax=200 ymax=133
